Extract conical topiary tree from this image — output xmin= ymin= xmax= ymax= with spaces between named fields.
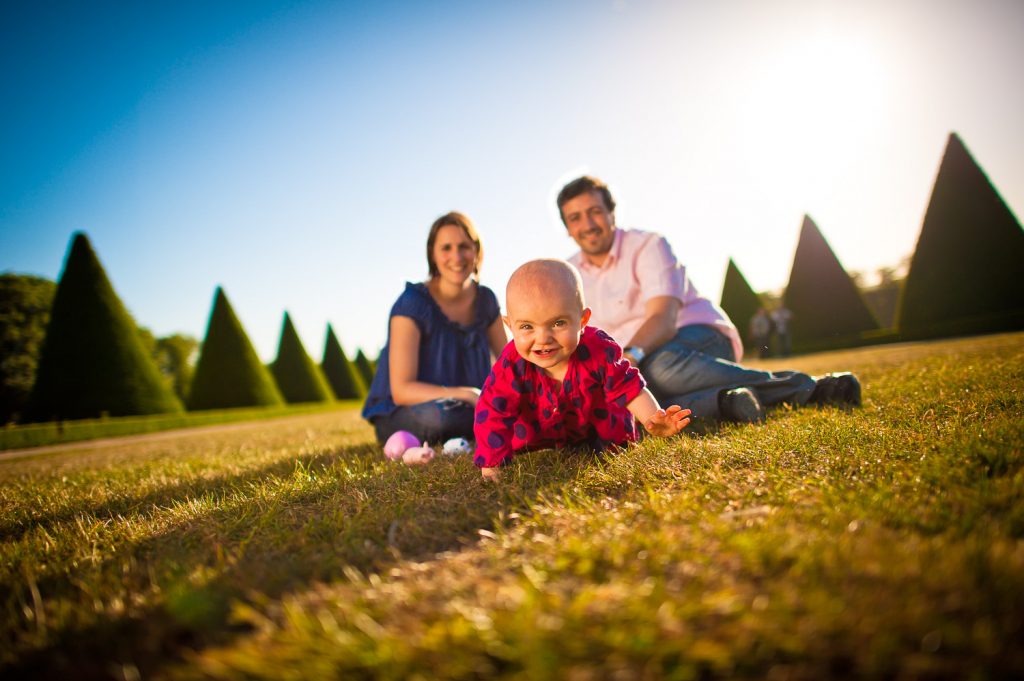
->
xmin=188 ymin=287 xmax=284 ymax=410
xmin=898 ymin=132 xmax=1024 ymax=339
xmin=782 ymin=216 xmax=879 ymax=350
xmin=321 ymin=324 xmax=366 ymax=400
xmin=719 ymin=258 xmax=765 ymax=348
xmin=270 ymin=312 xmax=334 ymax=404
xmin=26 ymin=232 xmax=183 ymax=421
xmin=354 ymin=349 xmax=376 ymax=388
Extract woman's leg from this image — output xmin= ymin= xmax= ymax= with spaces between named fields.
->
xmin=373 ymin=398 xmax=476 ymax=444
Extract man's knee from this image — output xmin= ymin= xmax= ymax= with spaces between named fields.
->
xmin=640 ymin=345 xmax=692 ymax=397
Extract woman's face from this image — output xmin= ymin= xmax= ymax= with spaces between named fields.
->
xmin=431 ymin=225 xmax=478 ymax=286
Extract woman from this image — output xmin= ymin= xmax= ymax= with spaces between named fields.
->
xmin=362 ymin=211 xmax=508 ymax=444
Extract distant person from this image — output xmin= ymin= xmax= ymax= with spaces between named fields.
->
xmin=474 ymin=259 xmax=691 ymax=480
xmin=556 ymin=175 xmax=861 ymax=423
xmin=749 ymin=307 xmax=773 ymax=359
xmin=771 ymin=305 xmax=793 ymax=357
xmin=362 ymin=212 xmax=508 ymax=444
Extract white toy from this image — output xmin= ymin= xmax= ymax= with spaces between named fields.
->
xmin=402 ymin=445 xmax=436 ymax=465
xmin=383 ymin=430 xmax=421 ymax=461
xmin=442 ymin=437 xmax=473 ymax=456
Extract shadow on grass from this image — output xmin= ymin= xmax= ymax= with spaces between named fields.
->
xmin=0 ymin=445 xmax=377 ymax=543
xmin=2 ymin=447 xmax=616 ymax=679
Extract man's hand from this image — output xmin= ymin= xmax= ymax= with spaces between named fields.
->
xmin=480 ymin=467 xmax=501 ymax=481
xmin=643 ymin=405 xmax=691 ymax=437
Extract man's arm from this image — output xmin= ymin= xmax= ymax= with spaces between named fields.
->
xmin=619 ymin=233 xmax=686 ymax=365
xmin=622 ymin=295 xmax=680 ymax=366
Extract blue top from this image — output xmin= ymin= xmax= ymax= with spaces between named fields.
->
xmin=362 ymin=282 xmax=500 ymax=421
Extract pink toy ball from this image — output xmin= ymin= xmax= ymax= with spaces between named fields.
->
xmin=402 ymin=446 xmax=436 ymax=465
xmin=383 ymin=430 xmax=421 ymax=461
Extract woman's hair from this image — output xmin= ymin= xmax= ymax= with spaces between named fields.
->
xmin=426 ymin=211 xmax=483 ymax=278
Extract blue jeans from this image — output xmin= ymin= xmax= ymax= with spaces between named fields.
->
xmin=641 ymin=325 xmax=816 ymax=419
xmin=371 ymin=398 xmax=475 ymax=445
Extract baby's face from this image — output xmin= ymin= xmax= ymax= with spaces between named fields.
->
xmin=504 ymin=282 xmax=590 ymax=381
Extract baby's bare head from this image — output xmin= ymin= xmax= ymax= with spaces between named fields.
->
xmin=506 ymin=259 xmax=585 ymax=317
xmin=504 ymin=259 xmax=592 ymax=376
xmin=503 ymin=258 xmax=585 ymax=321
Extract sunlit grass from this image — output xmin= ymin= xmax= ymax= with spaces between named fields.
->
xmin=1 ymin=333 xmax=1022 ymax=679
xmin=0 ymin=400 xmax=359 ymax=451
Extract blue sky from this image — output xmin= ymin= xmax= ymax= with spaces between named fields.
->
xmin=3 ymin=0 xmax=1022 ymax=361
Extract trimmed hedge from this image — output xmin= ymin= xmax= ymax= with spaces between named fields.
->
xmin=188 ymin=288 xmax=284 ymax=411
xmin=321 ymin=324 xmax=366 ymax=400
xmin=719 ymin=258 xmax=765 ymax=348
xmin=26 ymin=233 xmax=182 ymax=421
xmin=270 ymin=312 xmax=334 ymax=404
xmin=783 ymin=216 xmax=880 ymax=351
xmin=897 ymin=132 xmax=1024 ymax=340
xmin=354 ymin=349 xmax=376 ymax=389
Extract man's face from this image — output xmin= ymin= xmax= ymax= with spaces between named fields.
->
xmin=561 ymin=190 xmax=616 ymax=260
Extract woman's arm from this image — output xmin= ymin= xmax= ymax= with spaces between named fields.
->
xmin=486 ymin=315 xmax=509 ymax=360
xmin=389 ymin=315 xmax=481 ymax=406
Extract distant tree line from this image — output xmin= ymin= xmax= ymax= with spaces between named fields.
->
xmin=0 ymin=274 xmax=56 ymax=423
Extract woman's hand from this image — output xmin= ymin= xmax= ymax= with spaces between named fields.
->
xmin=448 ymin=387 xmax=481 ymax=406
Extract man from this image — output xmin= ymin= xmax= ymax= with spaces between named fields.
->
xmin=771 ymin=305 xmax=793 ymax=357
xmin=557 ymin=175 xmax=860 ymax=423
xmin=749 ymin=307 xmax=773 ymax=359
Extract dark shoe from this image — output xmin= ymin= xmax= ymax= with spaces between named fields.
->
xmin=719 ymin=387 xmax=766 ymax=423
xmin=809 ymin=372 xmax=862 ymax=407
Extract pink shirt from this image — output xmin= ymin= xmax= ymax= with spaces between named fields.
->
xmin=568 ymin=228 xmax=744 ymax=361
xmin=473 ymin=326 xmax=645 ymax=468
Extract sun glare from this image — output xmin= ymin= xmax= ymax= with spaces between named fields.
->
xmin=740 ymin=32 xmax=888 ymax=187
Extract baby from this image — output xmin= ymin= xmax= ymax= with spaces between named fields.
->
xmin=474 ymin=259 xmax=690 ymax=480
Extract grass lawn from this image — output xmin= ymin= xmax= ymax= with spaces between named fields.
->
xmin=0 ymin=401 xmax=361 ymax=452
xmin=1 ymin=333 xmax=1022 ymax=679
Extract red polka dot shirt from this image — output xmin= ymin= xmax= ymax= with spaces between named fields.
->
xmin=473 ymin=326 xmax=646 ymax=468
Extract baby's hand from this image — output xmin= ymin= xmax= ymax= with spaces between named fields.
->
xmin=480 ymin=467 xmax=501 ymax=482
xmin=644 ymin=405 xmax=691 ymax=437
